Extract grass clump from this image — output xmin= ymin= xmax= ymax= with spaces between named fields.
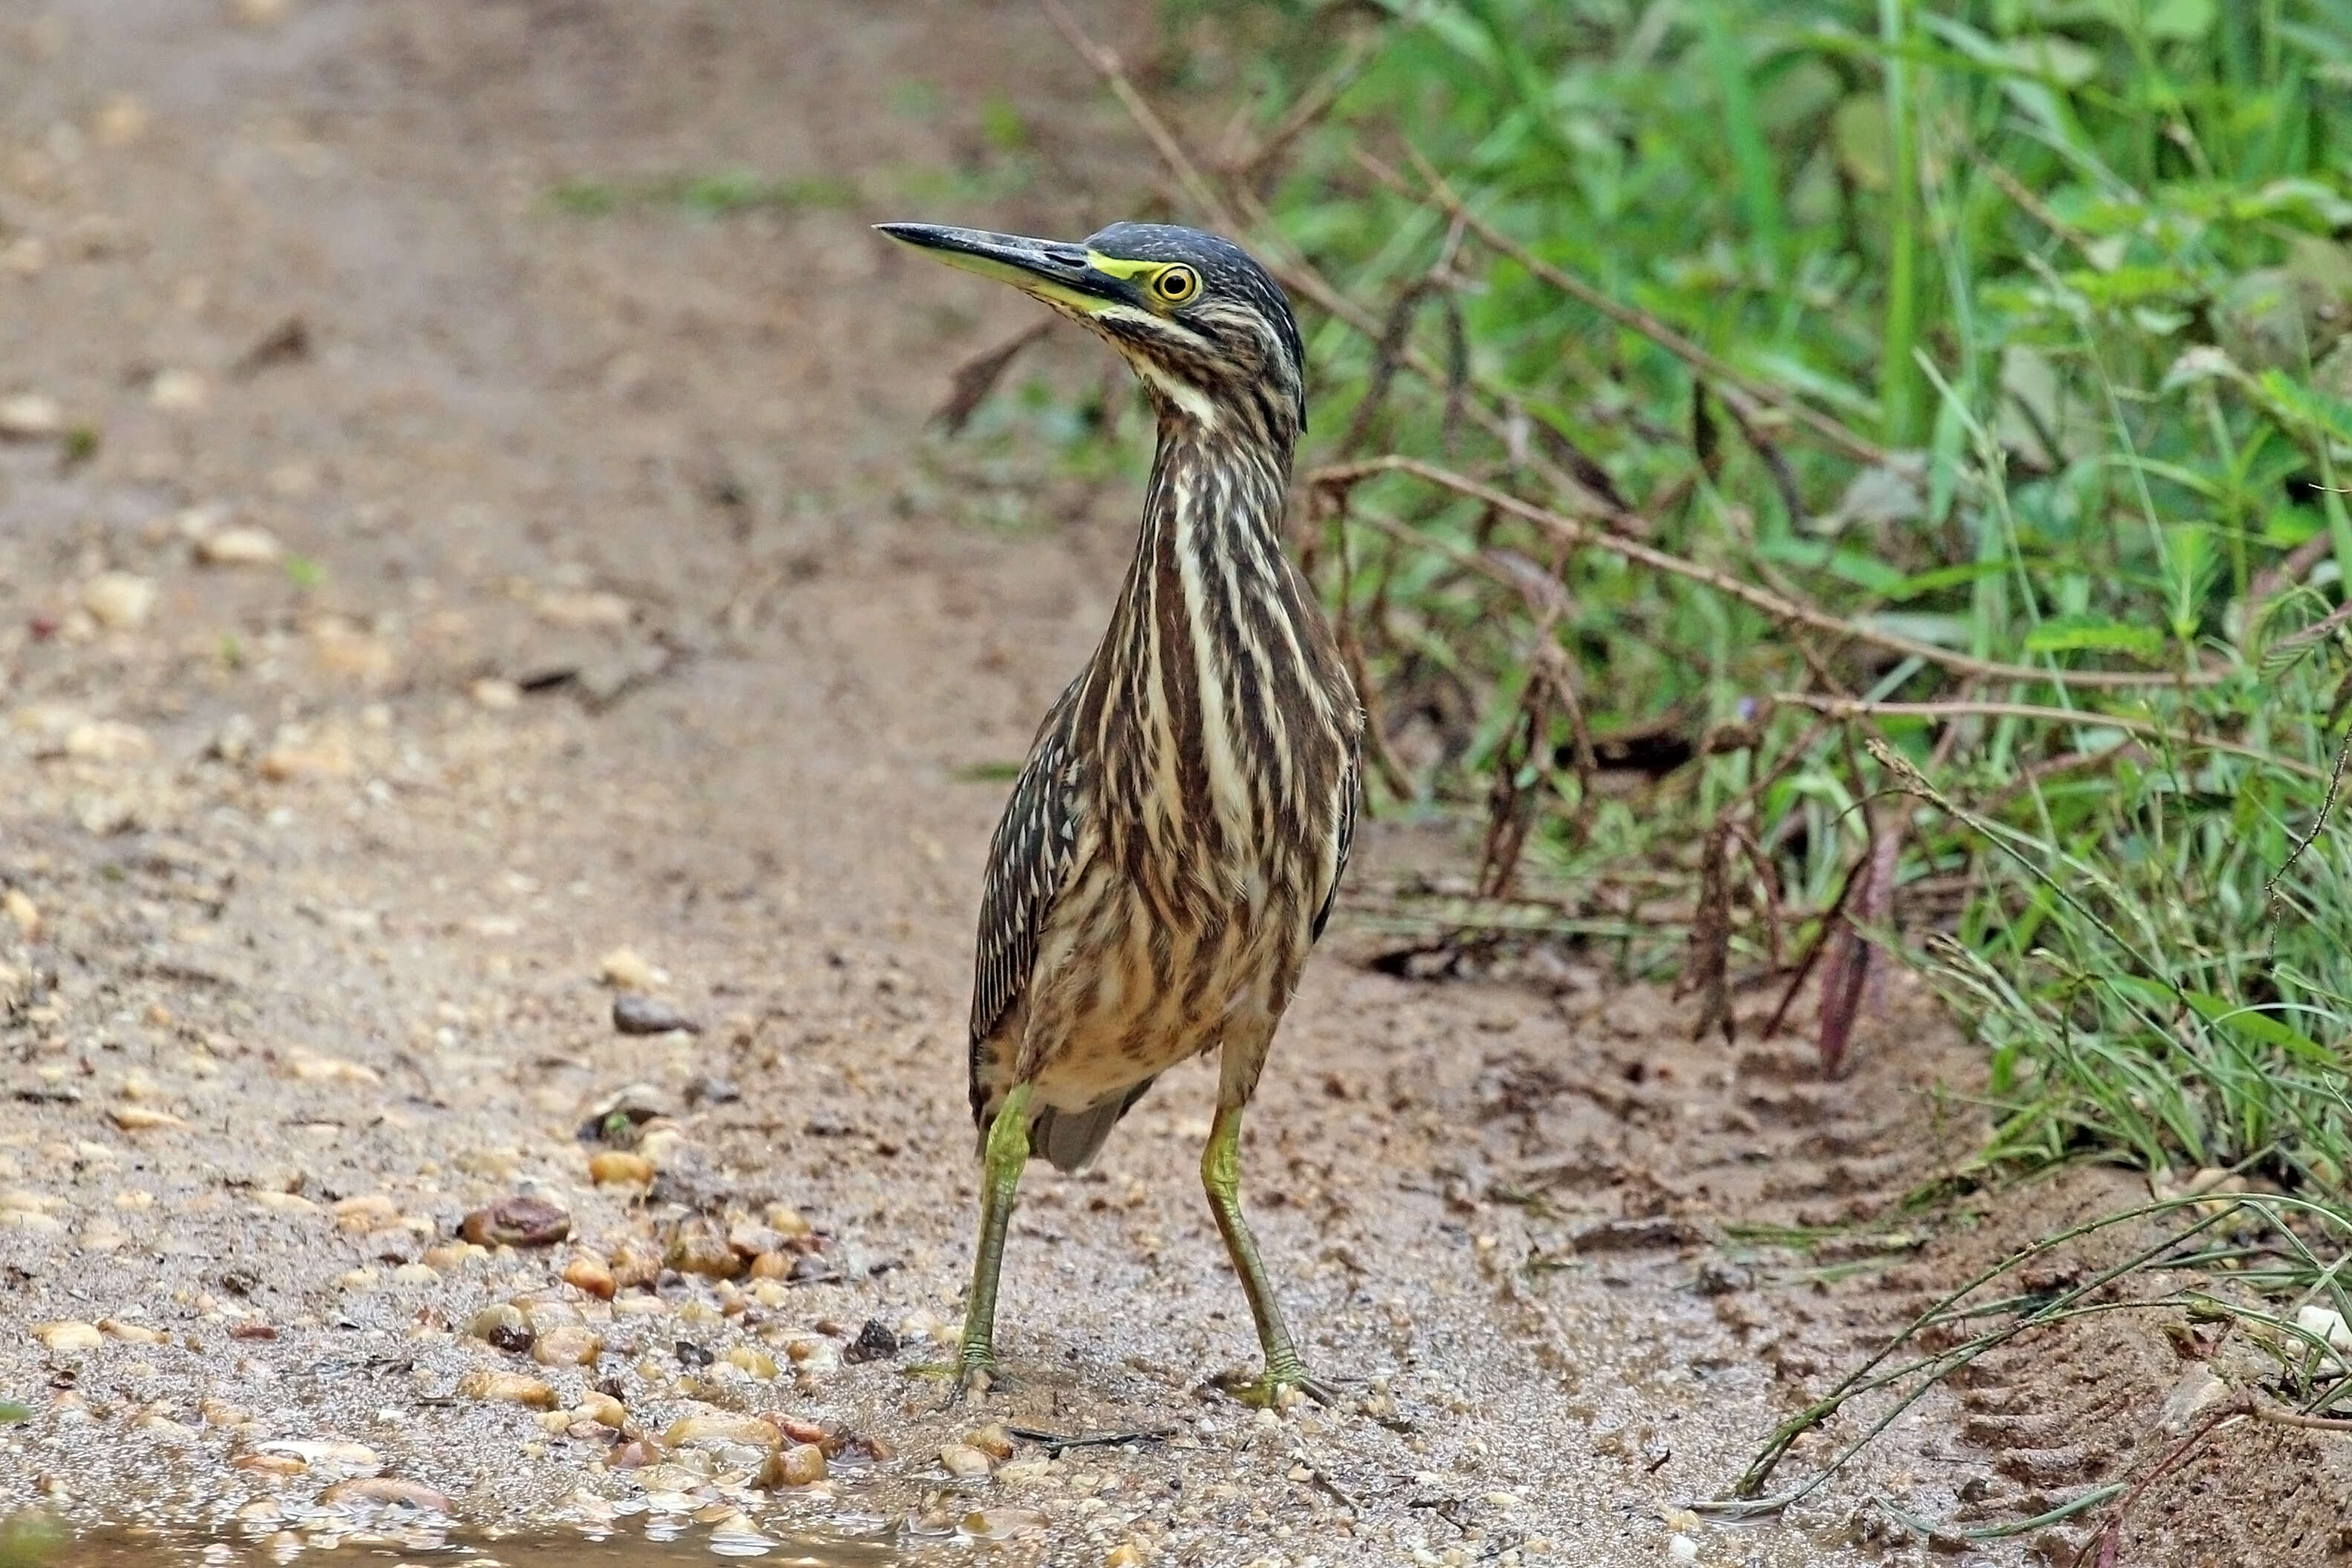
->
xmin=1113 ymin=0 xmax=2352 ymax=1212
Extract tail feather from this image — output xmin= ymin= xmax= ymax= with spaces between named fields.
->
xmin=1028 ymin=1077 xmax=1160 ymax=1174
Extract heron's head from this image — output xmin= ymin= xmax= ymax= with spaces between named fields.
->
xmin=878 ymin=220 xmax=1306 ymax=445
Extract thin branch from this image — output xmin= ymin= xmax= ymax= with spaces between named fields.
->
xmin=1312 ymin=454 xmax=2223 ymax=690
xmin=1777 ymin=693 xmax=2328 ymax=782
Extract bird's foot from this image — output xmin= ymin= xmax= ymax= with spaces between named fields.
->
xmin=1214 ymin=1362 xmax=1345 ymax=1412
xmin=941 ymin=1350 xmax=1014 ymax=1410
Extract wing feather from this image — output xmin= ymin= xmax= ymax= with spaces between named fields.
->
xmin=1310 ymin=728 xmax=1360 ymax=944
xmin=968 ymin=702 xmax=1084 ymax=1123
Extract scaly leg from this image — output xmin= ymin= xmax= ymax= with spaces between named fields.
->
xmin=1201 ymin=1100 xmax=1339 ymax=1408
xmin=952 ymin=1081 xmax=1032 ymax=1404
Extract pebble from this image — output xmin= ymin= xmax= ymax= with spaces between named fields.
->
xmin=666 ymin=1216 xmax=742 ymax=1279
xmin=461 ymin=1195 xmax=572 ymax=1248
xmin=1667 ymin=1535 xmax=1699 ymax=1564
xmin=249 ymin=1190 xmax=318 ymax=1215
xmin=0 ymin=393 xmax=64 ymax=438
xmin=391 ymin=1262 xmax=440 ymax=1287
xmin=36 ymin=1321 xmax=101 ymax=1352
xmin=148 ymin=368 xmax=209 ymax=411
xmin=965 ymin=1422 xmax=1016 ymax=1461
xmin=608 ymin=1235 xmax=663 ymax=1288
xmin=333 ymin=1194 xmax=400 ymax=1232
xmin=533 ymin=1327 xmax=604 ymax=1368
xmin=82 ymin=572 xmax=157 ymax=631
xmin=612 ymin=992 xmax=701 ymax=1036
xmin=467 ymin=1304 xmax=534 ymax=1353
xmin=285 ymin=1052 xmax=380 ymax=1085
xmin=469 ymin=676 xmax=522 ymax=710
xmin=457 ymin=1369 xmax=557 ymax=1408
xmin=195 ymin=526 xmax=285 ymax=568
xmin=65 ymin=720 xmax=151 ymax=762
xmin=597 ymin=947 xmax=662 ymax=990
xmin=939 ymin=1443 xmax=993 ymax=1478
xmin=1105 ymin=1544 xmax=1146 ymax=1568
xmin=562 ymin=1254 xmax=616 ymax=1298
xmin=960 ymin=1507 xmax=1048 ymax=1541
xmin=765 ymin=1442 xmax=827 ymax=1489
xmin=843 ymin=1317 xmax=901 ymax=1363
xmin=109 ymin=1105 xmax=187 ymax=1131
xmin=577 ymin=1391 xmax=626 ymax=1428
xmin=588 ymin=1151 xmax=654 ymax=1187
xmin=536 ymin=590 xmax=633 ymax=630
xmin=255 ymin=1440 xmax=381 ymax=1474
xmin=722 ymin=1345 xmax=776 ymax=1379
xmin=98 ymin=1318 xmax=164 ymax=1345
xmin=257 ymin=742 xmax=353 ymax=782
xmin=2 ymin=889 xmax=38 ymax=939
xmin=318 ymin=1477 xmax=451 ymax=1512
xmin=663 ymin=1414 xmax=780 ymax=1450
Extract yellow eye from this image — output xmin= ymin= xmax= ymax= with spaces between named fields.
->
xmin=1152 ymin=265 xmax=1199 ymax=304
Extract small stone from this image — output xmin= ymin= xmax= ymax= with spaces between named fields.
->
xmin=662 ymin=1414 xmax=780 ymax=1450
xmin=0 ymin=1209 xmax=62 ymax=1236
xmin=2 ymin=889 xmax=38 ymax=940
xmin=422 ymin=1241 xmax=485 ymax=1272
xmin=1105 ymin=1544 xmax=1146 ymax=1568
xmin=939 ymin=1442 xmax=993 ymax=1478
xmin=748 ymin=1250 xmax=790 ymax=1281
xmin=286 ymin=1052 xmax=381 ymax=1086
xmin=109 ymin=1105 xmax=187 ymax=1131
xmin=332 ymin=1194 xmax=400 ymax=1232
xmin=318 ymin=1477 xmax=449 ymax=1512
xmin=255 ymin=1440 xmax=382 ymax=1474
xmin=36 ymin=1321 xmax=101 ymax=1352
xmin=390 ymin=1262 xmax=440 ymax=1287
xmin=1667 ymin=1536 xmax=1700 ymax=1564
xmin=467 ymin=1304 xmax=535 ymax=1354
xmin=195 ymin=526 xmax=284 ymax=569
xmin=561 ymin=1255 xmax=616 ymax=1299
xmin=722 ymin=1345 xmax=776 ymax=1379
xmin=64 ymin=720 xmax=151 ymax=762
xmin=588 ymin=1151 xmax=653 ymax=1188
xmin=532 ymin=1327 xmax=604 ymax=1368
xmin=249 ymin=1190 xmax=318 ymax=1215
xmin=235 ymin=1452 xmax=306 ymax=1477
xmin=597 ymin=947 xmax=661 ymax=990
xmin=966 ymin=1422 xmax=1015 ymax=1461
xmin=82 ymin=572 xmax=157 ymax=631
xmin=92 ymin=94 xmax=150 ymax=147
xmin=468 ymin=676 xmax=522 ymax=710
xmin=461 ymin=1195 xmax=571 ymax=1248
xmin=960 ymin=1506 xmax=1049 ymax=1540
xmin=457 ymin=1369 xmax=556 ymax=1408
xmin=577 ymin=1391 xmax=626 ymax=1428
xmin=148 ymin=369 xmax=209 ymax=412
xmin=765 ymin=1204 xmax=812 ymax=1238
xmin=256 ymin=742 xmax=353 ymax=783
xmin=765 ymin=1442 xmax=827 ymax=1488
xmin=607 ymin=1235 xmax=662 ymax=1289
xmin=0 ymin=393 xmax=64 ymax=438
xmin=842 ymin=1318 xmax=901 ymax=1364
xmin=97 ymin=1318 xmax=163 ymax=1345
xmin=612 ymin=992 xmax=701 ymax=1036
xmin=535 ymin=590 xmax=633 ymax=630
xmin=665 ymin=1215 xmax=741 ymax=1279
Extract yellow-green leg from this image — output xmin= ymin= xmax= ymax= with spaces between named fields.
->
xmin=953 ymin=1082 xmax=1032 ymax=1404
xmin=1202 ymin=1102 xmax=1338 ymax=1408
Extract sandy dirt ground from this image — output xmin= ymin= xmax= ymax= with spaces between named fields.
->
xmin=1 ymin=3 xmax=2345 ymax=1566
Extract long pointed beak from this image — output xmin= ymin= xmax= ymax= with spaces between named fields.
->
xmin=875 ymin=222 xmax=1125 ymax=316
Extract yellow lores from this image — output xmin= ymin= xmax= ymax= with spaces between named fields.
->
xmin=877 ymin=218 xmax=1362 ymax=1408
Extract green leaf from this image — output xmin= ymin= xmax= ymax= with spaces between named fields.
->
xmin=2145 ymin=0 xmax=2216 ymax=42
xmin=2181 ymin=991 xmax=2331 ymax=1064
xmin=2022 ymin=613 xmax=2166 ymax=662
